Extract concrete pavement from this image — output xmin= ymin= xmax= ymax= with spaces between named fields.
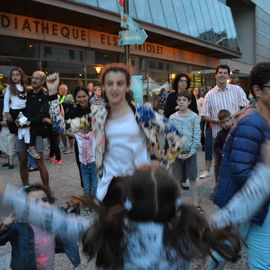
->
xmin=0 ymin=149 xmax=248 ymax=269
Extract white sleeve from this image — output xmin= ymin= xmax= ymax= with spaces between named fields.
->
xmin=212 ymin=163 xmax=270 ymax=228
xmin=237 ymin=85 xmax=249 ymax=108
xmin=1 ymin=184 xmax=92 ymax=241
xmin=3 ymin=86 xmax=11 ymax=113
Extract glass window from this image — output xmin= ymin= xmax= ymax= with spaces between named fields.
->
xmin=128 ymin=0 xmax=137 ymax=18
xmin=213 ymin=0 xmax=227 ymax=47
xmin=40 ymin=44 xmax=84 ymax=63
xmin=205 ymin=0 xmax=219 ymax=43
xmin=148 ymin=0 xmax=166 ymax=28
xmin=172 ymin=0 xmax=190 ymax=35
xmin=132 ymin=0 xmax=153 ymax=24
xmin=95 ymin=51 xmax=120 ymax=64
xmin=221 ymin=6 xmax=237 ymax=50
xmin=0 ymin=37 xmax=39 ymax=59
xmin=160 ymin=0 xmax=179 ymax=31
xmin=97 ymin=0 xmax=118 ymax=12
xmin=182 ymin=0 xmax=199 ymax=37
xmin=0 ymin=58 xmax=39 ymax=78
xmin=190 ymin=0 xmax=206 ymax=38
xmin=198 ymin=0 xmax=213 ymax=41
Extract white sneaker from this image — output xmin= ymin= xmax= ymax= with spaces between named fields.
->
xmin=199 ymin=171 xmax=211 ymax=179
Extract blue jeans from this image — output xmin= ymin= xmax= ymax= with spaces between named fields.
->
xmin=80 ymin=161 xmax=98 ymax=196
xmin=28 ymin=153 xmax=38 ymax=169
xmin=205 ymin=127 xmax=213 ymax=161
xmin=208 ymin=208 xmax=270 ymax=270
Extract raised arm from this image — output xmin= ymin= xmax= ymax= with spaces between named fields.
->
xmin=46 ymin=73 xmax=65 ymax=134
xmin=0 ymin=183 xmax=91 ymax=241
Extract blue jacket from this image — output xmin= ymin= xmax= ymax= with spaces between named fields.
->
xmin=0 ymin=222 xmax=81 ymax=270
xmin=214 ymin=109 xmax=270 ymax=225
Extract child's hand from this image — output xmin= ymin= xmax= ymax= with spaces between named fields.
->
xmin=0 ymin=214 xmax=14 ymax=232
xmin=46 ymin=73 xmax=59 ymax=96
xmin=42 ymin=118 xmax=52 ymax=124
xmin=5 ymin=113 xmax=13 ymax=122
xmin=66 ymin=196 xmax=82 ymax=213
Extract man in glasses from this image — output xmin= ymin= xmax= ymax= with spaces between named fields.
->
xmin=16 ymin=71 xmax=49 ymax=187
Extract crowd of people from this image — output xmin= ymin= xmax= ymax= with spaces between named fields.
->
xmin=0 ymin=61 xmax=270 ymax=270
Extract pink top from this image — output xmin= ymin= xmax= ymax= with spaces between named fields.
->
xmin=31 ymin=225 xmax=55 ymax=270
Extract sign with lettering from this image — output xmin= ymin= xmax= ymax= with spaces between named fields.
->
xmin=0 ymin=12 xmax=219 ymax=67
xmin=0 ymin=12 xmax=89 ymax=47
xmin=118 ymin=29 xmax=148 ymax=46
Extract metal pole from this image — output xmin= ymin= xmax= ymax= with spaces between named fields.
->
xmin=124 ymin=0 xmax=130 ymax=66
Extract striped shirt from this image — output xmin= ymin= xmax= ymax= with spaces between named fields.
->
xmin=201 ymin=84 xmax=249 ymax=138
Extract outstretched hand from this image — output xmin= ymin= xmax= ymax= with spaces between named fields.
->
xmin=262 ymin=140 xmax=270 ymax=168
xmin=46 ymin=73 xmax=59 ymax=96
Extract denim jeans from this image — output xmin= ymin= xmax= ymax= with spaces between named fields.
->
xmin=80 ymin=161 xmax=98 ymax=196
xmin=205 ymin=127 xmax=213 ymax=161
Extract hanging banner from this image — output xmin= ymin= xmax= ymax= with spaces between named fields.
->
xmin=131 ymin=75 xmax=143 ymax=106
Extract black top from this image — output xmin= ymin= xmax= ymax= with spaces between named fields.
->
xmin=164 ymin=92 xmax=198 ymax=118
xmin=214 ymin=128 xmax=230 ymax=158
xmin=25 ymin=90 xmax=49 ymax=136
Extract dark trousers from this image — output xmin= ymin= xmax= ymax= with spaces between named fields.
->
xmin=74 ymin=140 xmax=83 ymax=188
xmin=47 ymin=125 xmax=61 ymax=160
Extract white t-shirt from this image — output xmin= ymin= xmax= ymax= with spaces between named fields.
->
xmin=96 ymin=112 xmax=151 ymax=201
xmin=3 ymin=84 xmax=26 ymax=113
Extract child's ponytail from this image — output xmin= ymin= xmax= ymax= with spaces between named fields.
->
xmin=164 ymin=203 xmax=241 ymax=265
xmin=81 ymin=198 xmax=125 ymax=269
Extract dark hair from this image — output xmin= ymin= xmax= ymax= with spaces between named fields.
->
xmin=82 ymin=165 xmax=241 ymax=269
xmin=215 ymin=65 xmax=230 ymax=75
xmin=177 ymin=89 xmax=192 ymax=101
xmin=101 ymin=63 xmax=135 ymax=112
xmin=218 ymin=109 xmax=231 ymax=121
xmin=249 ymin=62 xmax=270 ymax=99
xmin=192 ymin=87 xmax=201 ymax=98
xmin=73 ymin=87 xmax=89 ymax=99
xmin=172 ymin=73 xmax=191 ymax=91
xmin=9 ymin=67 xmax=26 ymax=96
xmin=23 ymin=184 xmax=55 ymax=204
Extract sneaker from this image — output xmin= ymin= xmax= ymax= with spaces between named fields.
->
xmin=28 ymin=166 xmax=38 ymax=172
xmin=8 ymin=164 xmax=14 ymax=169
xmin=181 ymin=182 xmax=189 ymax=190
xmin=1 ymin=163 xmax=9 ymax=167
xmin=51 ymin=159 xmax=63 ymax=165
xmin=27 ymin=148 xmax=41 ymax=159
xmin=199 ymin=171 xmax=211 ymax=179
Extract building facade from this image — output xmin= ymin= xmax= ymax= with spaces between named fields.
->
xmin=0 ymin=0 xmax=241 ymax=93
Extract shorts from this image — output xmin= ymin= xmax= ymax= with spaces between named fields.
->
xmin=15 ymin=135 xmax=44 ymax=153
xmin=172 ymin=154 xmax=198 ymax=182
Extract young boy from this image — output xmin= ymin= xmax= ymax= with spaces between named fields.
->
xmin=0 ymin=184 xmax=80 ymax=270
xmin=169 ymin=90 xmax=201 ymax=212
xmin=214 ymin=109 xmax=232 ymax=182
